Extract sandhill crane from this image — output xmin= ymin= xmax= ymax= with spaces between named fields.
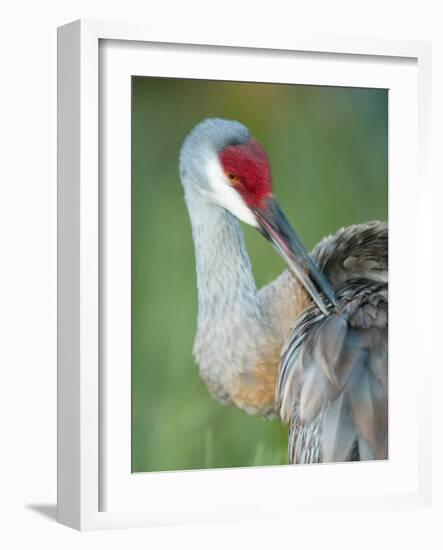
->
xmin=179 ymin=118 xmax=388 ymax=464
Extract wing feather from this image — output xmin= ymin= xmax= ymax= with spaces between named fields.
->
xmin=277 ymin=279 xmax=388 ymax=463
xmin=321 ymin=392 xmax=357 ymax=463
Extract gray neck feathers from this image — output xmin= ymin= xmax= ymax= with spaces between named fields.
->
xmin=186 ymin=191 xmax=262 ymax=329
xmin=185 ymin=190 xmax=265 ymax=394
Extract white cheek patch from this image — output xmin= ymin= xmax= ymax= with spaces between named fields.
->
xmin=205 ymin=157 xmax=258 ymax=227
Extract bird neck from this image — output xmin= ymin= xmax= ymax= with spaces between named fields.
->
xmin=184 ymin=191 xmax=288 ymax=417
xmin=186 ymin=193 xmax=261 ymax=328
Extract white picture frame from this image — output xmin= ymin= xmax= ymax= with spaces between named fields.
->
xmin=57 ymin=19 xmax=433 ymax=531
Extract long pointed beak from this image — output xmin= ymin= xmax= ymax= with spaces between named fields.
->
xmin=252 ymin=198 xmax=337 ymax=316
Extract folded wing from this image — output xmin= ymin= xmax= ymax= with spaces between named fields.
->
xmin=277 ymin=280 xmax=388 ymax=463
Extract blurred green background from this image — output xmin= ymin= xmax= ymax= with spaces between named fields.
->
xmin=132 ymin=78 xmax=388 ymax=473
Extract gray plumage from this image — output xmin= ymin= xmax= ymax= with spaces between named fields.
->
xmin=278 ymin=276 xmax=388 ymax=463
xmin=277 ymin=223 xmax=388 ymax=463
xmin=179 ymin=118 xmax=388 ymax=464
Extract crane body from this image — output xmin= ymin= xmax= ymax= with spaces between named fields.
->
xmin=179 ymin=118 xmax=388 ymax=463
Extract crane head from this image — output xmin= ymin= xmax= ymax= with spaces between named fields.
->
xmin=180 ymin=118 xmax=336 ymax=315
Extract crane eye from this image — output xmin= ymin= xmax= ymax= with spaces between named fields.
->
xmin=227 ymin=173 xmax=241 ymax=186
